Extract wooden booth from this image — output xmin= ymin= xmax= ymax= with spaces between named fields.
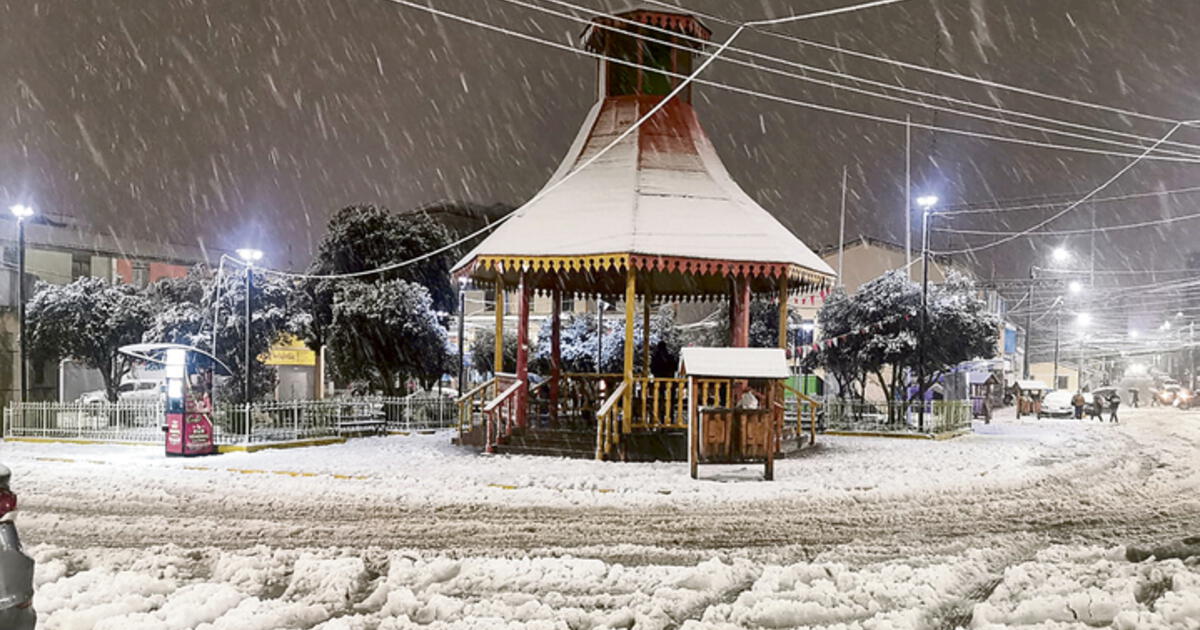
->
xmin=680 ymin=348 xmax=790 ymax=481
xmin=452 ymin=7 xmax=834 ymax=461
xmin=1013 ymin=379 xmax=1049 ymax=418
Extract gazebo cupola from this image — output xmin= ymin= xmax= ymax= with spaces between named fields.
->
xmin=453 ymin=6 xmax=835 ymax=460
xmin=583 ymin=7 xmax=711 ymax=102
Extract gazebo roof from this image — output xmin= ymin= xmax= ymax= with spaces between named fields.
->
xmin=454 ymin=96 xmax=834 ymax=294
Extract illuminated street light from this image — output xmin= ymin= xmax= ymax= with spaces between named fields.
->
xmin=1052 ymin=247 xmax=1070 ymax=263
xmin=1068 ymin=280 xmax=1083 ymax=295
xmin=915 ymin=195 xmax=939 ymax=210
xmin=236 ymin=248 xmax=264 ymax=264
xmin=1076 ymin=312 xmax=1091 ymax=327
xmin=9 ymin=204 xmax=34 ymax=403
xmin=1129 ymin=330 xmax=1139 ymax=339
xmin=237 ymin=247 xmax=264 ymax=405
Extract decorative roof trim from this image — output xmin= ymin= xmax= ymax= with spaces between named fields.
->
xmin=457 ymin=253 xmax=833 ymax=288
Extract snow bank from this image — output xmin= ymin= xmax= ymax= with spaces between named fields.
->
xmin=27 ymin=543 xmax=1200 ymax=629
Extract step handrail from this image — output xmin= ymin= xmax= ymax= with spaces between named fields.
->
xmin=484 ymin=379 xmax=524 ymax=414
xmin=595 ymin=380 xmax=628 ymax=460
xmin=457 ymin=378 xmax=495 ymax=404
xmin=781 ymin=382 xmax=822 ymax=407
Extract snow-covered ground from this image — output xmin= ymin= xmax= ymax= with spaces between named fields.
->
xmin=4 ymin=406 xmax=1199 ymax=628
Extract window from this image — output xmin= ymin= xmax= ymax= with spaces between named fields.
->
xmin=606 ymin=33 xmax=639 ymax=96
xmin=71 ymin=253 xmax=91 ymax=280
xmin=1057 ymin=376 xmax=1069 ymax=390
xmin=561 ymin=294 xmax=575 ymax=313
xmin=640 ymin=40 xmax=673 ymax=95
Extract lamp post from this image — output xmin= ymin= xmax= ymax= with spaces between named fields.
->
xmin=10 ymin=205 xmax=33 ymax=404
xmin=457 ymin=276 xmax=468 ymax=392
xmin=595 ymin=299 xmax=608 ymax=374
xmin=1076 ymin=312 xmax=1090 ymax=392
xmin=236 ymin=248 xmax=263 ymax=404
xmin=916 ymin=194 xmax=938 ymax=431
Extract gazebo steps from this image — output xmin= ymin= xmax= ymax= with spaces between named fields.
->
xmin=495 ymin=429 xmax=597 ymax=459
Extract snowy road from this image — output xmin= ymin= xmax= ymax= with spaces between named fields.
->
xmin=9 ymin=408 xmax=1199 ymax=561
xmin=4 ymin=407 xmax=1200 ymax=628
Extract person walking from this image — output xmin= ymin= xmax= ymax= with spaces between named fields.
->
xmin=1090 ymin=391 xmax=1104 ymax=421
xmin=1129 ymin=388 xmax=1139 ymax=408
xmin=1108 ymin=391 xmax=1121 ymax=423
xmin=1071 ymin=391 xmax=1086 ymax=420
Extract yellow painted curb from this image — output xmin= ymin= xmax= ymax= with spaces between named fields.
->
xmin=217 ymin=437 xmax=345 ymax=453
xmin=825 ymin=429 xmax=969 ymax=441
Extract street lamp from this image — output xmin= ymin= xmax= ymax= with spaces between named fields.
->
xmin=457 ymin=276 xmax=468 ymax=392
xmin=1076 ymin=312 xmax=1090 ymax=392
xmin=10 ymin=205 xmax=34 ymax=404
xmin=916 ymin=194 xmax=938 ymax=431
xmin=236 ymin=248 xmax=263 ymax=404
xmin=1068 ymin=280 xmax=1082 ymax=295
xmin=1052 ymin=247 xmax=1070 ymax=263
xmin=595 ymin=299 xmax=609 ymax=374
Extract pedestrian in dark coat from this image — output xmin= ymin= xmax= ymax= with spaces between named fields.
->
xmin=1090 ymin=392 xmax=1104 ymax=421
xmin=1108 ymin=392 xmax=1121 ymax=423
xmin=1071 ymin=392 xmax=1086 ymax=419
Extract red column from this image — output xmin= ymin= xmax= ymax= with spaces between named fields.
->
xmin=550 ymin=288 xmax=562 ymax=426
xmin=731 ymin=276 xmax=751 ymax=347
xmin=516 ymin=274 xmax=532 ymax=429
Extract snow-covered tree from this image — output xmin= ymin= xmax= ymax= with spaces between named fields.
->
xmin=327 ymin=280 xmax=452 ymax=394
xmin=805 ymin=270 xmax=997 ymax=405
xmin=907 ymin=271 xmax=1001 ymax=399
xmin=530 ymin=306 xmax=683 ymax=376
xmin=144 ymin=266 xmax=298 ymax=403
xmin=469 ymin=328 xmax=517 ymax=376
xmin=26 ymin=277 xmax=154 ymax=402
xmin=294 ymin=204 xmax=457 ymax=391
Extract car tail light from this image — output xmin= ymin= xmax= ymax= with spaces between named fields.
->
xmin=14 ymin=599 xmax=31 ymax=609
xmin=0 ymin=488 xmax=16 ymax=519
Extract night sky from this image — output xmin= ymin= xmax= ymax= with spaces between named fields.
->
xmin=4 ymin=0 xmax=1200 ymax=297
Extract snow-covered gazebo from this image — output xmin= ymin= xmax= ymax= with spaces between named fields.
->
xmin=453 ymin=6 xmax=834 ymax=460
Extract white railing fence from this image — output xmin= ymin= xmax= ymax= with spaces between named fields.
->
xmin=4 ymin=396 xmax=459 ymax=445
xmin=824 ymin=399 xmax=972 ymax=435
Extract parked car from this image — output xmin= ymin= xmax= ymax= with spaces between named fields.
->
xmin=0 ymin=465 xmax=36 ymax=629
xmin=1038 ymin=390 xmax=1076 ymax=418
xmin=77 ymin=379 xmax=163 ymax=404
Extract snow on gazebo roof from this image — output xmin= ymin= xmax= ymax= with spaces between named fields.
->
xmin=679 ymin=347 xmax=790 ymax=379
xmin=453 ymin=96 xmax=835 ymax=288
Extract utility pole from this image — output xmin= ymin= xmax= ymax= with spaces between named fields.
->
xmin=1024 ymin=267 xmax=1035 ymax=380
xmin=904 ymin=116 xmax=911 ymax=278
xmin=1052 ymin=309 xmax=1062 ymax=389
xmin=457 ymin=278 xmax=467 ymax=391
xmin=918 ymin=209 xmax=931 ymax=431
xmin=244 ymin=265 xmax=252 ymax=404
xmin=837 ymin=166 xmax=847 ymax=285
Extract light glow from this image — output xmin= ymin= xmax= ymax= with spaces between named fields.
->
xmin=9 ymin=204 xmax=33 ymax=219
xmin=236 ymin=248 xmax=264 ymax=263
xmin=915 ymin=195 xmax=939 ymax=209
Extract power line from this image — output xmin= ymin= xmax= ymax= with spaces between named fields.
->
xmin=936 ymin=185 xmax=1200 ymax=217
xmin=243 ymin=0 xmax=912 ymax=281
xmin=644 ymin=0 xmax=1185 ymax=127
xmin=535 ymin=0 xmax=1200 ymax=159
xmin=935 ymin=207 xmax=1200 ymax=238
xmin=524 ymin=0 xmax=1200 ymax=159
xmin=934 ymin=122 xmax=1192 ymax=255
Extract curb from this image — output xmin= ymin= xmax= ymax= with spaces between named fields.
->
xmin=825 ymin=429 xmax=970 ymax=440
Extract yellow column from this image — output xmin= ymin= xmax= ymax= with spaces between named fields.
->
xmin=623 ymin=268 xmax=636 ymax=435
xmin=642 ymin=292 xmax=652 ymax=376
xmin=493 ymin=276 xmax=505 ymax=374
xmin=777 ymin=274 xmax=789 ymax=349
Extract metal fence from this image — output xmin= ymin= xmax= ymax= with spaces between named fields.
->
xmin=4 ymin=396 xmax=459 ymax=445
xmin=824 ymin=399 xmax=972 ymax=435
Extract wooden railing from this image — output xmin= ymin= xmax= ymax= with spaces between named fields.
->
xmin=782 ymin=382 xmax=822 ymax=445
xmin=630 ymin=377 xmax=688 ymax=430
xmin=694 ymin=378 xmax=735 ymax=409
xmin=594 ymin=380 xmax=628 ymax=460
xmin=483 ymin=378 xmax=524 ymax=454
xmin=457 ymin=378 xmax=497 ymax=437
xmin=557 ymin=373 xmax=623 ymax=424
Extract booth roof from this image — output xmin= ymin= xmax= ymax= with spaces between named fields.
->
xmin=679 ymin=347 xmax=790 ymax=379
xmin=1015 ymin=379 xmax=1050 ymax=391
xmin=453 ymin=97 xmax=834 ymax=281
